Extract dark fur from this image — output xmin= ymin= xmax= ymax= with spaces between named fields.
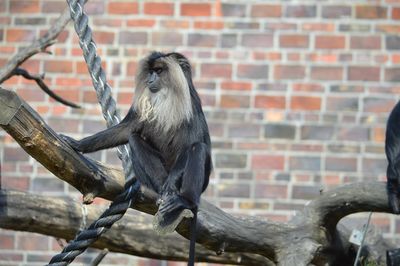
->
xmin=62 ymin=52 xmax=212 ymax=264
xmin=386 ymin=101 xmax=400 ymax=214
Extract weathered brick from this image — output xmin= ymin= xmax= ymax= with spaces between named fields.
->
xmin=215 ymin=153 xmax=247 ymax=168
xmin=291 ymin=96 xmax=321 ymax=110
xmin=350 ymin=36 xmax=381 ymax=50
xmin=274 ymin=65 xmax=305 ymax=80
xmin=119 ymin=31 xmax=147 ymax=45
xmin=108 ymin=2 xmax=138 ymax=14
xmin=326 ymin=97 xmax=358 ymax=111
xmin=41 ymin=1 xmax=64 ymax=13
xmin=15 ymin=17 xmax=46 ymax=25
xmin=241 ymin=33 xmax=273 ymax=48
xmin=218 ymin=183 xmax=250 ymax=198
xmin=92 ymin=31 xmax=114 ymax=44
xmin=252 ymin=155 xmax=285 ymax=170
xmin=255 ymin=184 xmax=288 ymax=199
xmin=144 ymin=2 xmax=174 ymax=15
xmin=285 ymin=5 xmax=316 ymax=18
xmin=385 ymin=67 xmax=400 ymax=82
xmin=181 ymin=3 xmax=211 ymax=16
xmin=264 ymin=124 xmax=296 ymax=139
xmin=348 ymin=66 xmax=380 ymax=81
xmin=363 ymin=98 xmax=396 ymax=113
xmin=339 ymin=24 xmax=371 ymax=33
xmin=188 ymin=33 xmax=217 ymax=47
xmin=386 ymin=35 xmax=400 ymax=50
xmin=279 ymin=34 xmax=309 ymax=48
xmin=255 ymin=96 xmax=286 ymax=109
xmin=325 ymin=157 xmax=357 ymax=172
xmin=321 ymin=5 xmax=351 ymax=18
xmin=10 ymin=0 xmax=39 ymax=13
xmin=337 ymin=127 xmax=369 ymax=141
xmin=221 ymin=34 xmax=237 ymax=48
xmin=237 ymin=64 xmax=268 ymax=79
xmin=310 ymin=66 xmax=343 ymax=81
xmin=0 ymin=234 xmax=14 ymax=249
xmin=289 ymin=157 xmax=321 ymax=171
xmin=228 ymin=124 xmax=260 ymax=138
xmin=356 ymin=5 xmax=387 ymax=19
xmin=362 ymin=158 xmax=386 ymax=175
xmin=194 ymin=21 xmax=224 ymax=30
xmin=152 ymin=32 xmax=183 ymax=46
xmin=32 ymin=178 xmax=65 ymax=192
xmin=393 ymin=8 xmax=400 ymax=19
xmin=220 ymin=95 xmax=250 ymax=108
xmin=292 ymin=185 xmax=321 ymax=200
xmin=315 ymin=35 xmax=346 ymax=49
xmin=127 ymin=19 xmax=156 ymax=28
xmin=17 ymin=234 xmax=49 ymax=251
xmin=201 ymin=63 xmax=232 ymax=78
xmin=251 ymin=4 xmax=282 ymax=17
xmin=301 ymin=125 xmax=334 ymax=140
xmin=302 ymin=23 xmax=335 ymax=32
xmin=222 ymin=3 xmax=246 ymax=17
xmin=4 ymin=148 xmax=29 ymax=162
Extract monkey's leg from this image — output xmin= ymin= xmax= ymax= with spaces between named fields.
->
xmin=155 ymin=143 xmax=209 ymax=234
xmin=129 ymin=134 xmax=167 ymax=193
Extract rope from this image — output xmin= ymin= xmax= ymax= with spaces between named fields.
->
xmin=48 ymin=0 xmax=139 ymax=264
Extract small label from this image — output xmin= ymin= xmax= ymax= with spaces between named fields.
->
xmin=349 ymin=229 xmax=363 ymax=246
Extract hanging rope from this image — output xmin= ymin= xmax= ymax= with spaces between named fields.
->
xmin=48 ymin=0 xmax=139 ymax=264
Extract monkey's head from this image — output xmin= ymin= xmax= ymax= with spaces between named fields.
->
xmin=134 ymin=52 xmax=194 ymax=132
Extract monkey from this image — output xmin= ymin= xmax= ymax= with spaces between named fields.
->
xmin=386 ymin=100 xmax=400 ymax=214
xmin=61 ymin=51 xmax=212 ymax=265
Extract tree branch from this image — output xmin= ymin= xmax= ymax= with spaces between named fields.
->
xmin=0 ymin=87 xmax=395 ymax=265
xmin=0 ymin=190 xmax=268 ymax=265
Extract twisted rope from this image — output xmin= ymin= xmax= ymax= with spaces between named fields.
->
xmin=48 ymin=0 xmax=139 ymax=264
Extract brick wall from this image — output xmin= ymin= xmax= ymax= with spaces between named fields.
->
xmin=1 ymin=0 xmax=400 ymax=265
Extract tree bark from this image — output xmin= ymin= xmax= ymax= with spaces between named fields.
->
xmin=0 ymin=87 xmax=396 ymax=265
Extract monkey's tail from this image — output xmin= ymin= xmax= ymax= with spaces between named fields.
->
xmin=188 ymin=208 xmax=198 ymax=266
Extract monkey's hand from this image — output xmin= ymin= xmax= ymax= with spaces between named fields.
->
xmin=59 ymin=134 xmax=82 ymax=151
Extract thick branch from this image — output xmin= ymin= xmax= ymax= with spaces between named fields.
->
xmin=0 ymin=190 xmax=268 ymax=265
xmin=0 ymin=87 xmax=395 ymax=265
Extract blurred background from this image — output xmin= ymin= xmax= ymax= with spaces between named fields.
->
xmin=1 ymin=0 xmax=400 ymax=265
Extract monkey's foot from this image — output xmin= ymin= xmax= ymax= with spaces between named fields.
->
xmin=153 ymin=194 xmax=194 ymax=235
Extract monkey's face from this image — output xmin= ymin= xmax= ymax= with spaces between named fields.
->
xmin=133 ymin=52 xmax=193 ymax=131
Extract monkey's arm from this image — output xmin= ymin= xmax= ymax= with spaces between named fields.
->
xmin=61 ymin=109 xmax=138 ymax=153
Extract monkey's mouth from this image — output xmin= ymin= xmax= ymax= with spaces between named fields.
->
xmin=149 ymin=86 xmax=160 ymax=93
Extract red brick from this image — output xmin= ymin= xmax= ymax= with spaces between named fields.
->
xmin=2 ymin=176 xmax=30 ymax=190
xmin=280 ymin=34 xmax=309 ymax=48
xmin=251 ymin=155 xmax=285 ymax=170
xmin=251 ymin=4 xmax=282 ymax=17
xmin=127 ymin=19 xmax=156 ymax=28
xmin=292 ymin=83 xmax=324 ymax=92
xmin=10 ymin=0 xmax=39 ymax=13
xmin=221 ymin=81 xmax=252 ymax=91
xmin=302 ymin=23 xmax=335 ymax=32
xmin=108 ymin=2 xmax=138 ymax=14
xmin=220 ymin=95 xmax=250 ymax=108
xmin=181 ymin=3 xmax=211 ymax=16
xmin=0 ymin=234 xmax=14 ymax=249
xmin=310 ymin=66 xmax=343 ymax=81
xmin=17 ymin=234 xmax=49 ymax=250
xmin=393 ymin=8 xmax=400 ymax=19
xmin=144 ymin=2 xmax=174 ymax=15
xmin=237 ymin=64 xmax=268 ymax=79
xmin=201 ymin=63 xmax=232 ymax=78
xmin=356 ymin=5 xmax=387 ymax=19
xmin=255 ymin=184 xmax=288 ymax=199
xmin=350 ymin=36 xmax=381 ymax=50
xmin=242 ymin=33 xmax=273 ymax=48
xmin=255 ymin=96 xmax=286 ymax=109
xmin=92 ymin=31 xmax=114 ymax=44
xmin=161 ymin=20 xmax=190 ymax=29
xmin=377 ymin=24 xmax=400 ymax=34
xmin=291 ymin=96 xmax=321 ymax=110
xmin=315 ymin=35 xmax=346 ymax=49
xmin=348 ymin=66 xmax=380 ymax=81
xmin=274 ymin=65 xmax=305 ymax=80
xmin=194 ymin=21 xmax=224 ymax=30
xmin=44 ymin=60 xmax=73 ymax=73
xmin=6 ymin=29 xmax=36 ymax=42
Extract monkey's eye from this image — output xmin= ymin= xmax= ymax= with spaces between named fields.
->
xmin=153 ymin=67 xmax=163 ymax=74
